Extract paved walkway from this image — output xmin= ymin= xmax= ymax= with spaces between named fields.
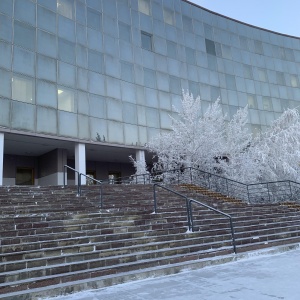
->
xmin=46 ymin=248 xmax=300 ymax=300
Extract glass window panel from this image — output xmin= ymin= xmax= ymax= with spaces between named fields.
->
xmin=258 ymin=68 xmax=267 ymax=82
xmin=243 ymin=64 xmax=253 ymax=79
xmin=76 ymin=23 xmax=87 ymax=46
xmin=102 ymin=0 xmax=117 ymax=18
xmin=222 ymin=45 xmax=231 ymax=59
xmin=87 ymin=27 xmax=102 ymax=51
xmin=0 ymin=41 xmax=11 ymax=70
xmin=0 ymin=98 xmax=10 ymax=127
xmin=37 ymin=106 xmax=57 ymax=134
xmin=290 ymin=74 xmax=299 ymax=87
xmin=107 ymin=121 xmax=123 ymax=143
xmin=86 ymin=0 xmax=102 ymax=11
xmin=146 ymin=108 xmax=159 ymax=127
xmin=272 ymin=98 xmax=282 ymax=112
xmin=158 ymin=91 xmax=171 ymax=110
xmin=58 ymin=38 xmax=75 ymax=64
xmin=13 ymin=47 xmax=35 ymax=77
xmin=145 ymin=87 xmax=158 ymax=107
xmin=138 ymin=0 xmax=151 ymax=15
xmin=36 ymin=54 xmax=56 ymax=82
xmin=37 ymin=30 xmax=56 ymax=58
xmin=124 ymin=124 xmax=138 ymax=145
xmin=88 ymin=50 xmax=103 ymax=73
xmin=12 ymin=74 xmax=35 ymax=103
xmin=0 ymin=0 xmax=13 ymax=15
xmin=87 ymin=8 xmax=101 ymax=30
xmin=88 ymin=71 xmax=105 ymax=95
xmin=137 ymin=105 xmax=147 ymax=125
xmin=276 ymin=71 xmax=286 ymax=85
xmin=77 ymin=67 xmax=88 ymax=91
xmin=285 ymin=48 xmax=295 ymax=61
xmin=14 ymin=0 xmax=35 ymax=26
xmin=14 ymin=21 xmax=35 ymax=51
xmin=205 ymin=39 xmax=216 ymax=56
xmin=247 ymin=94 xmax=257 ymax=109
xmin=57 ymin=86 xmax=75 ymax=112
xmin=103 ymin=15 xmax=117 ymax=37
xmin=203 ymin=23 xmax=213 ymax=39
xmin=77 ymin=114 xmax=89 ymax=140
xmin=106 ymin=76 xmax=121 ymax=99
xmin=107 ymin=99 xmax=122 ymax=121
xmin=76 ymin=45 xmax=87 ymax=68
xmin=119 ymin=22 xmax=131 ymax=42
xmin=58 ymin=15 xmax=75 ymax=42
xmin=249 ymin=109 xmax=260 ymax=124
xmin=182 ymin=16 xmax=193 ymax=32
xmin=211 ymin=86 xmax=221 ymax=101
xmin=0 ymin=14 xmax=12 ymax=42
xmin=0 ymin=68 xmax=11 ymax=97
xmin=121 ymin=61 xmax=134 ymax=83
xmin=144 ymin=68 xmax=156 ymax=89
xmin=90 ymin=117 xmax=107 ymax=142
xmin=141 ymin=31 xmax=153 ymax=51
xmin=160 ymin=110 xmax=172 ymax=129
xmin=58 ymin=111 xmax=78 ymax=137
xmin=77 ymin=91 xmax=89 ymax=115
xmin=163 ymin=8 xmax=174 ymax=25
xmin=89 ymin=94 xmax=106 ymax=118
xmin=239 ymin=36 xmax=248 ymax=50
xmin=225 ymin=74 xmax=236 ymax=90
xmin=36 ymin=80 xmax=57 ymax=108
xmin=58 ymin=61 xmax=76 ymax=88
xmin=38 ymin=0 xmax=56 ymax=11
xmin=11 ymin=101 xmax=35 ymax=131
xmin=105 ymin=55 xmax=119 ymax=77
xmin=57 ymin=0 xmax=74 ymax=19
xmin=185 ymin=47 xmax=196 ymax=64
xmin=188 ymin=81 xmax=200 ymax=97
xmin=262 ymin=96 xmax=273 ymax=111
xmin=123 ymin=103 xmax=137 ymax=124
xmin=254 ymin=40 xmax=263 ymax=54
xmin=166 ymin=40 xmax=177 ymax=59
xmin=121 ymin=81 xmax=136 ymax=103
xmin=76 ymin=1 xmax=86 ymax=25
xmin=156 ymin=72 xmax=169 ymax=92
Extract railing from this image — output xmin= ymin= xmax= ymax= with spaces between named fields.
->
xmin=153 ymin=183 xmax=236 ymax=254
xmin=63 ymin=165 xmax=103 ymax=208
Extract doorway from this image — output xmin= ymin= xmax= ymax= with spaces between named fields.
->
xmin=16 ymin=167 xmax=34 ymax=185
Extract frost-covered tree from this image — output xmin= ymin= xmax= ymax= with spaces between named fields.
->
xmin=147 ymin=90 xmax=227 ymax=174
xmin=129 ymin=155 xmax=150 ymax=183
xmin=252 ymin=108 xmax=300 ymax=182
xmin=146 ymin=90 xmax=300 ymax=184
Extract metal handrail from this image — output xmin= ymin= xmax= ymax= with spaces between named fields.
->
xmin=64 ymin=165 xmax=81 ymax=195
xmin=188 ymin=198 xmax=236 ymax=254
xmin=153 ymin=183 xmax=236 ymax=254
xmin=79 ymin=173 xmax=103 ymax=208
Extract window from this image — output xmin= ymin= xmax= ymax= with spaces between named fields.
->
xmin=203 ymin=24 xmax=213 ymax=39
xmin=119 ymin=22 xmax=131 ymax=42
xmin=141 ymin=31 xmax=152 ymax=51
xmin=185 ymin=47 xmax=196 ymax=64
xmin=290 ymin=74 xmax=299 ymax=87
xmin=239 ymin=36 xmax=248 ymax=50
xmin=167 ymin=40 xmax=177 ymax=59
xmin=163 ymin=8 xmax=174 ymax=26
xmin=258 ymin=68 xmax=267 ymax=82
xmin=87 ymin=8 xmax=101 ymax=30
xmin=58 ymin=87 xmax=75 ymax=112
xmin=12 ymin=75 xmax=35 ymax=103
xmin=276 ymin=72 xmax=285 ymax=85
xmin=247 ymin=94 xmax=257 ymax=109
xmin=144 ymin=68 xmax=156 ymax=89
xmin=121 ymin=61 xmax=134 ymax=83
xmin=182 ymin=16 xmax=193 ymax=32
xmin=225 ymin=75 xmax=236 ymax=90
xmin=138 ymin=0 xmax=150 ymax=15
xmin=57 ymin=0 xmax=74 ymax=19
xmin=262 ymin=96 xmax=273 ymax=111
xmin=254 ymin=40 xmax=263 ymax=54
xmin=205 ymin=39 xmax=216 ymax=56
xmin=14 ymin=21 xmax=35 ymax=51
xmin=88 ymin=50 xmax=103 ymax=73
xmin=243 ymin=64 xmax=253 ymax=79
xmin=58 ymin=38 xmax=75 ymax=64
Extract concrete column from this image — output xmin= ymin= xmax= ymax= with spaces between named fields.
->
xmin=0 ymin=133 xmax=3 ymax=186
xmin=75 ymin=143 xmax=86 ymax=185
xmin=136 ymin=150 xmax=145 ymax=164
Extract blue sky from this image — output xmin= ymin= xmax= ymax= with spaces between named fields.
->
xmin=189 ymin=0 xmax=300 ymax=37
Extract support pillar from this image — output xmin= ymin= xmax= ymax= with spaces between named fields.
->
xmin=136 ymin=150 xmax=145 ymax=164
xmin=0 ymin=133 xmax=3 ymax=186
xmin=75 ymin=143 xmax=86 ymax=185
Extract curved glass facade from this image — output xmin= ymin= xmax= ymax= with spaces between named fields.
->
xmin=1 ymin=0 xmax=300 ymax=185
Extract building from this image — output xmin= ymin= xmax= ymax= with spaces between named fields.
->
xmin=1 ymin=0 xmax=300 ymax=185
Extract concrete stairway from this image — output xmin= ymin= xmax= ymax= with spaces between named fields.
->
xmin=0 ymin=184 xmax=300 ymax=299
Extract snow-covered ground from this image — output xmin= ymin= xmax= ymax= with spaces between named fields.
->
xmin=44 ymin=247 xmax=300 ymax=300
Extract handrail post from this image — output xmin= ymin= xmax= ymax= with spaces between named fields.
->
xmin=63 ymin=165 xmax=67 ymax=187
xmin=289 ymin=181 xmax=292 ymax=200
xmin=153 ymin=184 xmax=157 ymax=213
xmin=247 ymin=185 xmax=250 ymax=204
xmin=188 ymin=199 xmax=193 ymax=231
xmin=229 ymin=218 xmax=237 ymax=254
xmin=226 ymin=178 xmax=229 ymax=197
xmin=267 ymin=182 xmax=271 ymax=203
xmin=190 ymin=167 xmax=192 ymax=184
xmin=77 ymin=173 xmax=81 ymax=196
